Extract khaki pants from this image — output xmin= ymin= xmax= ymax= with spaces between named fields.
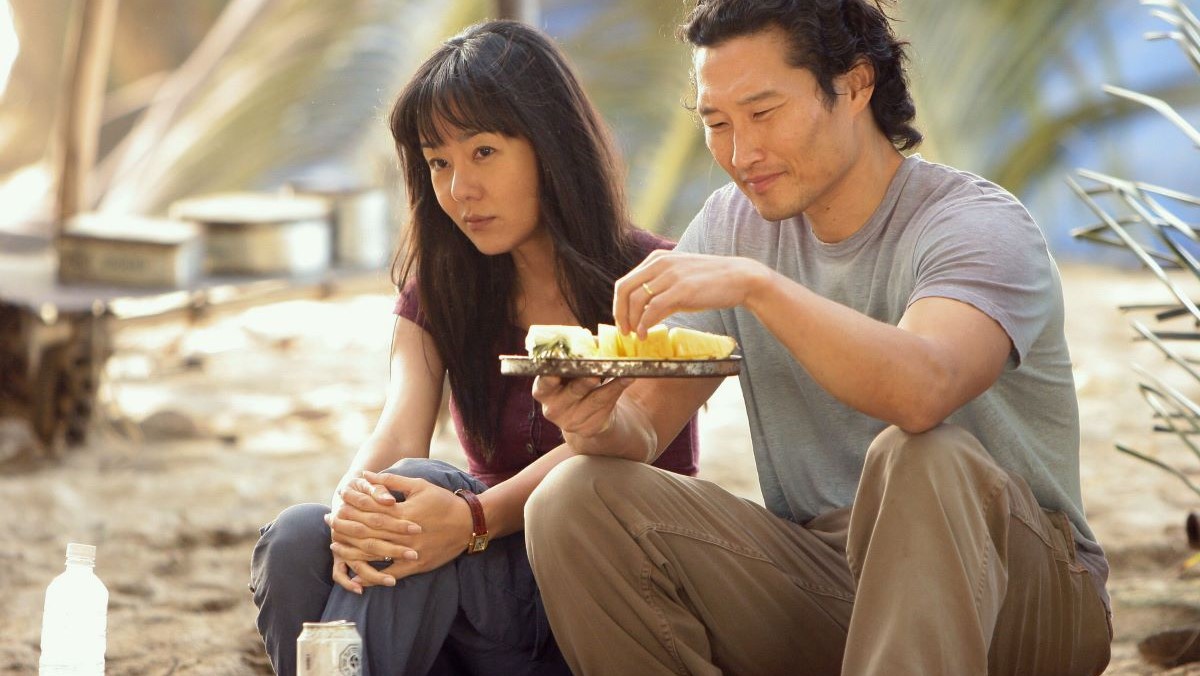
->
xmin=524 ymin=424 xmax=1111 ymax=675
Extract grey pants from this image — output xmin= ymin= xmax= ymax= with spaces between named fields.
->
xmin=250 ymin=458 xmax=571 ymax=676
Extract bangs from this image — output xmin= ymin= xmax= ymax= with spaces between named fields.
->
xmin=407 ymin=47 xmax=522 ymax=148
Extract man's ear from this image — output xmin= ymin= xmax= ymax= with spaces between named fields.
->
xmin=842 ymin=58 xmax=876 ymax=112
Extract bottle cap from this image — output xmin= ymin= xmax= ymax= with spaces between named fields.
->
xmin=66 ymin=542 xmax=97 ymax=561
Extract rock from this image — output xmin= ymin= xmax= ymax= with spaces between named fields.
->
xmin=1139 ymin=625 xmax=1200 ymax=668
xmin=0 ymin=418 xmax=42 ymax=464
xmin=139 ymin=409 xmax=204 ymax=440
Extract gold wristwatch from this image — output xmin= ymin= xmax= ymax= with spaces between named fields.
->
xmin=454 ymin=488 xmax=490 ymax=554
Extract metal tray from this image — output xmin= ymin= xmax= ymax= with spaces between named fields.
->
xmin=499 ymin=355 xmax=741 ymax=378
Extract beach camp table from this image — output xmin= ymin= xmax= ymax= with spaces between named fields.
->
xmin=0 ymin=231 xmax=383 ymax=458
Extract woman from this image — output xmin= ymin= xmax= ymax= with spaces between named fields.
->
xmin=250 ymin=20 xmax=699 ymax=676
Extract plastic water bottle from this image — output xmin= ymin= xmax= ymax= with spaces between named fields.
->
xmin=39 ymin=543 xmax=108 ymax=675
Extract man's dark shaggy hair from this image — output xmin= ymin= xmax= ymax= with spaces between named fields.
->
xmin=680 ymin=0 xmax=923 ymax=151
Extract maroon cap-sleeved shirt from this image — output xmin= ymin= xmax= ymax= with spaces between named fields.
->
xmin=393 ymin=229 xmax=700 ymax=487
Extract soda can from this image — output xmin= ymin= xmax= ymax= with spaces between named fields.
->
xmin=297 ymin=620 xmax=362 ymax=676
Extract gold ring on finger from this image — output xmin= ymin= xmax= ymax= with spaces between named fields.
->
xmin=641 ymin=282 xmax=655 ymax=297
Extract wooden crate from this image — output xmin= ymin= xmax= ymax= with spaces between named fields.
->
xmin=0 ymin=301 xmax=106 ymax=457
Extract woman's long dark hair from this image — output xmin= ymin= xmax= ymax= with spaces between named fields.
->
xmin=389 ymin=20 xmax=642 ymax=458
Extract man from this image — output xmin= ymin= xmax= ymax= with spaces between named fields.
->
xmin=526 ymin=1 xmax=1112 ymax=674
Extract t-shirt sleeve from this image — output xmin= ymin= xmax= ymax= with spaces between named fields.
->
xmin=671 ymin=204 xmax=708 ymax=256
xmin=393 ymin=281 xmax=432 ymax=332
xmin=909 ymin=191 xmax=1056 ymax=366
xmin=664 ymin=194 xmax=729 ymax=337
xmin=627 ymin=227 xmax=677 ymax=256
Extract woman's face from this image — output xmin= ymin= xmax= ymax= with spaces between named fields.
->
xmin=421 ymin=124 xmax=544 ymax=257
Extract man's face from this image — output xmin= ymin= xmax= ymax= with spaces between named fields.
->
xmin=695 ymin=28 xmax=857 ymax=222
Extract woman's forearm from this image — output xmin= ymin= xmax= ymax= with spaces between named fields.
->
xmin=562 ymin=394 xmax=659 ymax=463
xmin=334 ymin=434 xmax=430 ymax=500
xmin=477 ymin=444 xmax=582 ymax=539
xmin=480 ymin=395 xmax=661 ymax=539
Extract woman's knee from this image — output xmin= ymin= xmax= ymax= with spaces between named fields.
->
xmin=250 ymin=503 xmax=331 ymax=591
xmin=384 ymin=457 xmax=477 ymax=492
xmin=259 ymin=503 xmax=329 ymax=548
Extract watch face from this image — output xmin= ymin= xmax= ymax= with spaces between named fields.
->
xmin=468 ymin=535 xmax=489 ymax=553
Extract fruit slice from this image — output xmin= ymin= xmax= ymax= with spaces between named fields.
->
xmin=525 ymin=325 xmax=598 ymax=359
xmin=597 ymin=324 xmax=623 ymax=357
xmin=615 ymin=328 xmax=641 ymax=358
xmin=637 ymin=325 xmax=673 ymax=359
xmin=525 ymin=324 xmax=737 ymax=360
xmin=669 ymin=327 xmax=737 ymax=359
xmin=597 ymin=324 xmax=669 ymax=358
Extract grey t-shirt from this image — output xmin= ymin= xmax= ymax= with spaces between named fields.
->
xmin=669 ymin=155 xmax=1108 ymax=599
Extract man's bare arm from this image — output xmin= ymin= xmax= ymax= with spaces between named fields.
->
xmin=616 ymin=251 xmax=1010 ymax=433
xmin=747 ymin=273 xmax=1010 ymax=432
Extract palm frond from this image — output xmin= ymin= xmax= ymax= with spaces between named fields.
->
xmin=97 ymin=0 xmax=468 ymax=216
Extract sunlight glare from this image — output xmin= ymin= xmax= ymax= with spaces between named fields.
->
xmin=0 ymin=163 xmax=50 ymax=228
xmin=0 ymin=1 xmax=18 ymax=99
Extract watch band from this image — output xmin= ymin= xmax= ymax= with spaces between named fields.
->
xmin=454 ymin=488 xmax=490 ymax=554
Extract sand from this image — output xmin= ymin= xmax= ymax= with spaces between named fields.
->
xmin=1 ymin=262 xmax=1198 ymax=675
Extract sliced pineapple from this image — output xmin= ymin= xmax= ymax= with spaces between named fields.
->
xmin=637 ymin=325 xmax=673 ymax=359
xmin=597 ymin=323 xmax=646 ymax=358
xmin=524 ymin=325 xmax=598 ymax=359
xmin=596 ymin=324 xmax=734 ymax=359
xmin=525 ymin=324 xmax=736 ymax=360
xmin=597 ymin=324 xmax=623 ymax=357
xmin=668 ymin=327 xmax=737 ymax=359
xmin=615 ymin=328 xmax=641 ymax=358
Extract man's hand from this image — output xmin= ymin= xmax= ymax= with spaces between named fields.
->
xmin=613 ymin=251 xmax=770 ymax=338
xmin=326 ymin=473 xmax=473 ymax=592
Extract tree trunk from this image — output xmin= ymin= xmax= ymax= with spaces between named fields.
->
xmin=55 ymin=0 xmax=120 ymax=235
xmin=496 ymin=0 xmax=539 ymax=23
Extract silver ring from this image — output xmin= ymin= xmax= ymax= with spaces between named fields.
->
xmin=382 ymin=556 xmax=393 ymax=564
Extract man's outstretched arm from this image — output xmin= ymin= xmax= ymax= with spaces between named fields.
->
xmin=614 ymin=250 xmax=1011 ymax=434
